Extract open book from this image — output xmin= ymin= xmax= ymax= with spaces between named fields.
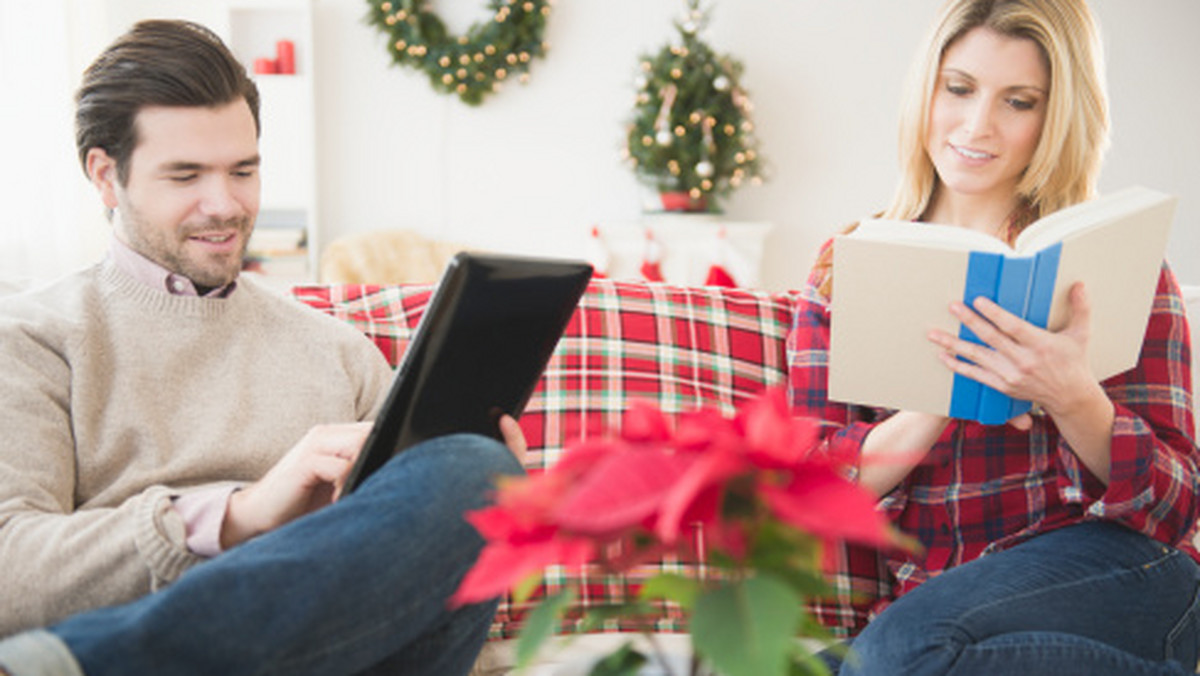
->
xmin=828 ymin=186 xmax=1177 ymax=424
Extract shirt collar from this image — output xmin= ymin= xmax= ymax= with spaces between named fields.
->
xmin=108 ymin=237 xmax=238 ymax=299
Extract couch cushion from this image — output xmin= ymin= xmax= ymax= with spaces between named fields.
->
xmin=293 ymin=278 xmax=798 ymax=637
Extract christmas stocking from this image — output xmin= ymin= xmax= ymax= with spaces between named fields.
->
xmin=640 ymin=228 xmax=665 ymax=282
xmin=586 ymin=225 xmax=609 ymax=278
xmin=704 ymin=227 xmax=750 ymax=288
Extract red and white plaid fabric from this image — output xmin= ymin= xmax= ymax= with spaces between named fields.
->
xmin=293 ymin=279 xmax=798 ymax=637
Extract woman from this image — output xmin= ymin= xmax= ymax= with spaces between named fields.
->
xmin=790 ymin=0 xmax=1200 ymax=673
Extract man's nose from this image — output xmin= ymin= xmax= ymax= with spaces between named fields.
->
xmin=199 ymin=177 xmax=244 ymax=220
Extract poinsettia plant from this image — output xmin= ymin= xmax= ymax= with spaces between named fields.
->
xmin=451 ymin=388 xmax=905 ymax=676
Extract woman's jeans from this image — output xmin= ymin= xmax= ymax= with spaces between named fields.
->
xmin=823 ymin=521 xmax=1200 ymax=676
xmin=0 ymin=434 xmax=522 ymax=676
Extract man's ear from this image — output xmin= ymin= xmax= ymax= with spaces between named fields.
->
xmin=85 ymin=148 xmax=120 ymax=210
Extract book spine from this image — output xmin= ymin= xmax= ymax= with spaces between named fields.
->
xmin=1024 ymin=242 xmax=1062 ymax=329
xmin=977 ymin=256 xmax=1035 ymax=424
xmin=1003 ymin=242 xmax=1062 ymax=420
xmin=948 ymin=252 xmax=1002 ymax=421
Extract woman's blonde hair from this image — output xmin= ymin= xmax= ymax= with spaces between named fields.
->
xmin=816 ymin=0 xmax=1109 ymax=297
xmin=890 ymin=0 xmax=1109 ymax=222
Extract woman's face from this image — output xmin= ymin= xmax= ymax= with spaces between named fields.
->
xmin=925 ymin=26 xmax=1050 ymax=210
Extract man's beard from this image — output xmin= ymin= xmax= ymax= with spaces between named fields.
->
xmin=118 ymin=206 xmax=254 ymax=289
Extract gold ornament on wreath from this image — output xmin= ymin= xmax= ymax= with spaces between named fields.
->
xmin=365 ymin=0 xmax=552 ymax=105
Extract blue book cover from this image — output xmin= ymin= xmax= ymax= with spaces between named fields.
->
xmin=828 ymin=186 xmax=1176 ymax=422
xmin=948 ymin=251 xmax=1001 ymax=421
xmin=975 ymin=255 xmax=1035 ymax=424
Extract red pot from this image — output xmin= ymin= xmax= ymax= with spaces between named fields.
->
xmin=659 ymin=191 xmax=708 ymax=213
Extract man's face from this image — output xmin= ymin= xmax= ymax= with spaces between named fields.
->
xmin=89 ymin=100 xmax=260 ymax=289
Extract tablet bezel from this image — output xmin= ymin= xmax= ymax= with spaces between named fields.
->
xmin=342 ymin=252 xmax=592 ymax=494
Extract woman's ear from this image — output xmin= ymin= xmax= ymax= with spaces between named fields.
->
xmin=85 ymin=148 xmax=120 ymax=210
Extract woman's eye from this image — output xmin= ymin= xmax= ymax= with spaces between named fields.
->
xmin=946 ymin=83 xmax=972 ymax=96
xmin=1007 ymin=98 xmax=1036 ymax=111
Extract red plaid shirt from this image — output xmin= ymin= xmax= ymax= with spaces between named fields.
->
xmin=788 ymin=241 xmax=1200 ymax=636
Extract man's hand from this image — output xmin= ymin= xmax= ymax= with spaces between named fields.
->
xmin=221 ymin=416 xmax=529 ymax=550
xmin=220 ymin=422 xmax=372 ymax=549
xmin=499 ymin=414 xmax=528 ymax=464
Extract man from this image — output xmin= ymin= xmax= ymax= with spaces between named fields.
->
xmin=0 ymin=19 xmax=523 ymax=676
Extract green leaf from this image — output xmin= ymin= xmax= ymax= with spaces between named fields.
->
xmin=511 ymin=570 xmax=544 ymax=605
xmin=790 ymin=647 xmax=834 ymax=676
xmin=639 ymin=572 xmax=702 ymax=610
xmin=515 ymin=588 xmax=576 ymax=669
xmin=587 ymin=642 xmax=649 ymax=676
xmin=580 ymin=603 xmax=653 ymax=633
xmin=691 ymin=574 xmax=802 ymax=676
xmin=796 ymin=611 xmax=837 ymax=644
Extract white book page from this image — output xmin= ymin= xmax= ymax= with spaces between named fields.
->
xmin=852 ymin=219 xmax=1012 ymax=254
xmin=1013 ymin=186 xmax=1168 ymax=254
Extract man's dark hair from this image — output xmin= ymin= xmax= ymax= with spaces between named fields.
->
xmin=75 ymin=19 xmax=261 ymax=185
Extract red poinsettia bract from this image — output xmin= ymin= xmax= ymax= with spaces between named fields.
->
xmin=450 ymin=388 xmax=894 ymax=607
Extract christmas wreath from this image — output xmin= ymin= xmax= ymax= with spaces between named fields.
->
xmin=365 ymin=0 xmax=552 ymax=105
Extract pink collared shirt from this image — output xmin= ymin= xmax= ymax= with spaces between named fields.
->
xmin=108 ymin=237 xmax=238 ymax=557
xmin=108 ymin=237 xmax=238 ymax=299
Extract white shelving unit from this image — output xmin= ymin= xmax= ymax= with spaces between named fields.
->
xmin=96 ymin=0 xmax=320 ymax=288
xmin=222 ymin=0 xmax=319 ymax=288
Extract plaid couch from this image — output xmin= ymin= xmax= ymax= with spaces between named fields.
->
xmin=292 ymin=278 xmax=1200 ymax=672
xmin=292 ymin=278 xmax=799 ymax=643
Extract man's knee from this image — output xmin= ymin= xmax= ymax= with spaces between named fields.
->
xmin=418 ymin=433 xmax=525 ymax=485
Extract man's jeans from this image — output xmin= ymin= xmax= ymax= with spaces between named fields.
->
xmin=0 ymin=433 xmax=522 ymax=676
xmin=822 ymin=521 xmax=1200 ymax=675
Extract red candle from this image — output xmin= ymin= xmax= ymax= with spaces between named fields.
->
xmin=253 ymin=57 xmax=278 ymax=75
xmin=276 ymin=40 xmax=295 ymax=75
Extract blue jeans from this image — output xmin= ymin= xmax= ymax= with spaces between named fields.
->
xmin=0 ymin=434 xmax=522 ymax=676
xmin=820 ymin=522 xmax=1200 ymax=675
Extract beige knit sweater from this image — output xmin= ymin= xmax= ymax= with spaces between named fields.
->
xmin=0 ymin=260 xmax=393 ymax=635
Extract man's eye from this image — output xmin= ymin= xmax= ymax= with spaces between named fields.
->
xmin=168 ymin=174 xmax=198 ymax=183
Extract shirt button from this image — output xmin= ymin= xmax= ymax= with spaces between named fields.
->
xmin=170 ymin=278 xmax=187 ymax=294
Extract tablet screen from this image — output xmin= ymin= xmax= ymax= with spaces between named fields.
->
xmin=343 ymin=252 xmax=592 ymax=493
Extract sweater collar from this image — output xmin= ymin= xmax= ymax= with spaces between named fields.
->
xmin=107 ymin=237 xmax=238 ymax=299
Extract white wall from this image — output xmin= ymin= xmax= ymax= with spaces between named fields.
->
xmin=309 ymin=0 xmax=1200 ymax=291
xmin=9 ymin=0 xmax=1200 ymax=290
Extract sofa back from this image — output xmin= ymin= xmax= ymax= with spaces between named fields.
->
xmin=293 ymin=278 xmax=1199 ymax=639
xmin=293 ymin=278 xmax=800 ymax=637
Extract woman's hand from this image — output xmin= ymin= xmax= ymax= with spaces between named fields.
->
xmin=929 ymin=282 xmax=1097 ymax=418
xmin=928 ymin=282 xmax=1114 ymax=481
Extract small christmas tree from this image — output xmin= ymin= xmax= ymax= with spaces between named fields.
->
xmin=624 ymin=0 xmax=765 ymax=213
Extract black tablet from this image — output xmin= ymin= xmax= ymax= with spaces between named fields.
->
xmin=342 ymin=252 xmax=593 ymax=494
